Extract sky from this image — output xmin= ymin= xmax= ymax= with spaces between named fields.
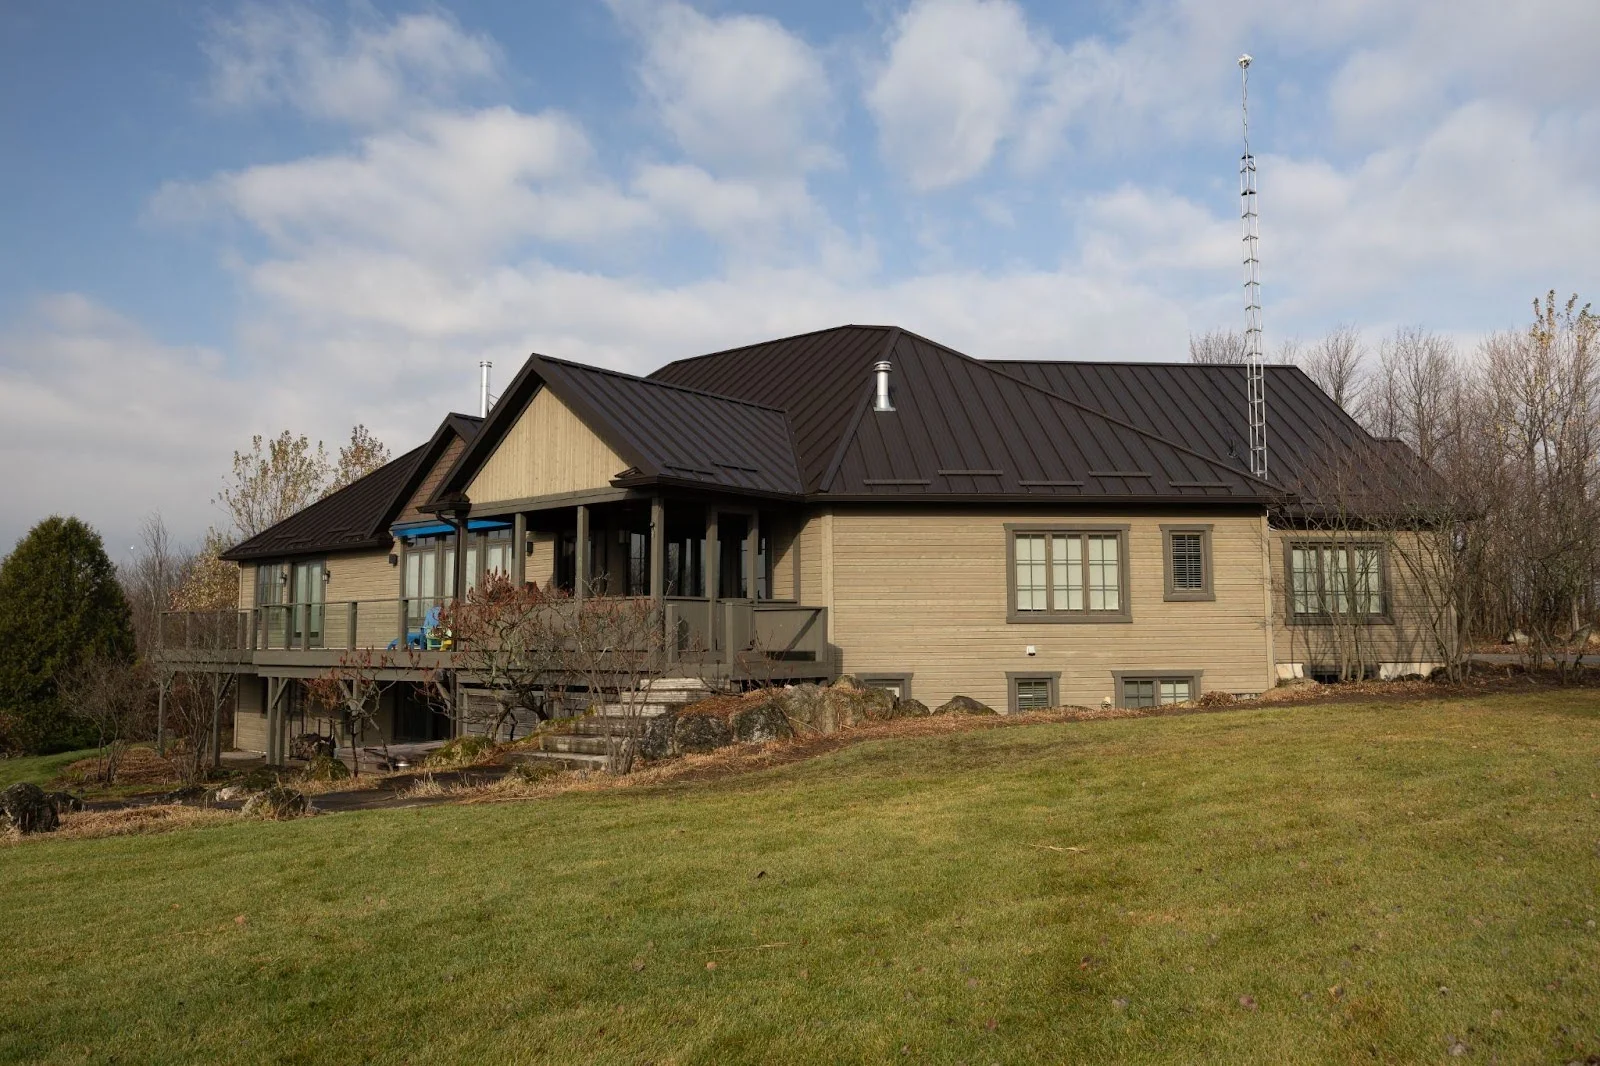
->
xmin=2 ymin=0 xmax=1598 ymax=557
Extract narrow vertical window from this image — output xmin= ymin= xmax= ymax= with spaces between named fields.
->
xmin=1015 ymin=534 xmax=1047 ymax=612
xmin=1052 ymin=534 xmax=1083 ymax=610
xmin=1171 ymin=534 xmax=1203 ymax=589
xmin=1087 ymin=534 xmax=1120 ymax=611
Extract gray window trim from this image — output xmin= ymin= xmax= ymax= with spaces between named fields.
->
xmin=1283 ymin=538 xmax=1394 ymax=626
xmin=1160 ymin=524 xmax=1215 ymax=602
xmin=1112 ymin=670 xmax=1204 ymax=709
xmin=1006 ymin=671 xmax=1061 ymax=714
xmin=860 ymin=672 xmax=913 ymax=700
xmin=1004 ymin=524 xmax=1132 ymax=624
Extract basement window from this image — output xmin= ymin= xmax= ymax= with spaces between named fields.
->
xmin=1007 ymin=673 xmax=1060 ymax=713
xmin=1115 ymin=673 xmax=1200 ymax=709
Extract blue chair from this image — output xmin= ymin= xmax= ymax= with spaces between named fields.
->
xmin=388 ymin=604 xmax=444 ymax=650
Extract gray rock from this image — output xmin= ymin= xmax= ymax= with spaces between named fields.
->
xmin=45 ymin=791 xmax=85 ymax=813
xmin=213 ymin=784 xmax=258 ymax=803
xmin=934 ymin=695 xmax=996 ymax=716
xmin=242 ymin=785 xmax=312 ymax=820
xmin=637 ymin=709 xmax=679 ymax=761
xmin=674 ymin=714 xmax=732 ymax=754
xmin=731 ymin=699 xmax=793 ymax=744
xmin=831 ymin=674 xmax=863 ymax=691
xmin=893 ymin=697 xmax=931 ymax=718
xmin=0 ymin=782 xmax=60 ymax=834
xmin=290 ymin=733 xmax=336 ymax=762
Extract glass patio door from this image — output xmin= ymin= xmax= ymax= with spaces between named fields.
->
xmin=292 ymin=560 xmax=325 ymax=648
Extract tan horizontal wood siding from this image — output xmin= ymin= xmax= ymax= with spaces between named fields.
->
xmin=1270 ymin=529 xmax=1446 ymax=673
xmin=238 ymin=564 xmax=256 ymax=611
xmin=468 ymin=388 xmax=627 ymax=505
xmin=795 ymin=509 xmax=829 ymax=617
xmin=826 ymin=508 xmax=1274 ymax=709
xmin=766 ymin=511 xmax=798 ymax=600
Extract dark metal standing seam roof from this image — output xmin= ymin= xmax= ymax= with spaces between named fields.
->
xmin=823 ymin=332 xmax=1279 ymax=500
xmin=647 ymin=325 xmax=898 ymax=491
xmin=986 ymin=360 xmax=1429 ymax=510
xmin=533 ymin=357 xmax=803 ymax=496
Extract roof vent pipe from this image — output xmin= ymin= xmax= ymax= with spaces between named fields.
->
xmin=479 ymin=360 xmax=493 ymax=417
xmin=873 ymin=360 xmax=895 ymax=412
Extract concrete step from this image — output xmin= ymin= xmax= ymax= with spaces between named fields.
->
xmin=592 ymin=701 xmax=674 ymax=718
xmin=535 ymin=734 xmax=618 ymax=756
xmin=506 ymin=748 xmax=609 ymax=772
xmin=564 ymin=717 xmax=649 ymax=737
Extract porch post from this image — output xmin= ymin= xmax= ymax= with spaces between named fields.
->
xmin=746 ymin=511 xmax=760 ymax=601
xmin=512 ymin=512 xmax=527 ymax=586
xmin=704 ymin=508 xmax=719 ymax=650
xmin=575 ymin=504 xmax=589 ymax=604
xmin=649 ymin=497 xmax=665 ymax=605
xmin=396 ymin=537 xmax=408 ymax=647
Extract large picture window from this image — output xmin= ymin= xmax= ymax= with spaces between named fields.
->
xmin=1288 ymin=541 xmax=1386 ymax=621
xmin=1007 ymin=526 xmax=1130 ymax=623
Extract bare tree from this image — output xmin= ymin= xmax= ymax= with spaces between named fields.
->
xmin=440 ymin=574 xmax=571 ymax=741
xmin=1189 ymin=328 xmax=1249 ymax=364
xmin=1300 ymin=324 xmax=1366 ymax=412
xmin=1363 ymin=326 xmax=1456 ymax=464
xmin=59 ymin=657 xmax=155 ymax=784
xmin=305 ymin=650 xmax=393 ymax=777
xmin=216 ymin=431 xmax=333 ymax=539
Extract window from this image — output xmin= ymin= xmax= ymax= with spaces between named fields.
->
xmin=862 ymin=674 xmax=912 ymax=700
xmin=1115 ymin=673 xmax=1199 ymax=708
xmin=1288 ymin=542 xmax=1386 ymax=621
xmin=1007 ymin=526 xmax=1130 ymax=623
xmin=1162 ymin=525 xmax=1214 ymax=601
xmin=1008 ymin=673 xmax=1060 ymax=713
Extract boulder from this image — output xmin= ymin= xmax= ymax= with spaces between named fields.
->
xmin=46 ymin=790 xmax=85 ymax=813
xmin=213 ymin=784 xmax=258 ymax=802
xmin=242 ymin=785 xmax=312 ymax=820
xmin=854 ymin=686 xmax=899 ymax=721
xmin=0 ymin=782 xmax=60 ymax=834
xmin=935 ymin=695 xmax=997 ymax=716
xmin=674 ymin=713 xmax=732 ymax=754
xmin=638 ymin=710 xmax=679 ymax=761
xmin=831 ymin=674 xmax=863 ymax=691
xmin=159 ymin=784 xmax=213 ymax=806
xmin=893 ymin=697 xmax=931 ymax=718
xmin=731 ymin=699 xmax=793 ymax=744
xmin=290 ymin=733 xmax=336 ymax=762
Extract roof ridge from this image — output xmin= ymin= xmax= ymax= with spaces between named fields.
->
xmin=540 ymin=354 xmax=792 ymax=414
xmin=650 ymin=324 xmax=895 ymax=374
xmin=985 ymin=358 xmax=1300 ymax=369
xmin=896 ymin=328 xmax=1288 ymax=494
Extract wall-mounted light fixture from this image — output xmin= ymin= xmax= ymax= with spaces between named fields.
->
xmin=388 ymin=553 xmax=399 ymax=567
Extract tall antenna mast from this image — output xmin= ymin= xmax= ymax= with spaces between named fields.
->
xmin=1238 ymin=53 xmax=1267 ymax=481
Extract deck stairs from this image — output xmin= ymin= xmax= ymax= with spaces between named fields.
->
xmin=507 ymin=678 xmax=720 ymax=772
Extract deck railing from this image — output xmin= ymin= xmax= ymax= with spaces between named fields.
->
xmin=158 ymin=597 xmax=830 ymax=664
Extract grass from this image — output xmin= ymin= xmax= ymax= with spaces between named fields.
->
xmin=0 ymin=748 xmax=98 ymax=790
xmin=3 ymin=690 xmax=1600 ymax=1064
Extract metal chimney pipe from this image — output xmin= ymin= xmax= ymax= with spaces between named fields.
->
xmin=873 ymin=360 xmax=894 ymax=412
xmin=479 ymin=360 xmax=493 ymax=417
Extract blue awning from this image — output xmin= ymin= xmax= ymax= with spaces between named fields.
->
xmin=391 ymin=519 xmax=512 ymax=539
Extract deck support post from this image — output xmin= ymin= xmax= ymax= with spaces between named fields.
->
xmin=704 ymin=507 xmax=719 ymax=651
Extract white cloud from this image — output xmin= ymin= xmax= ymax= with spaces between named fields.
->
xmin=205 ymin=3 xmax=498 ymax=125
xmin=611 ymin=0 xmax=835 ymax=174
xmin=155 ymin=107 xmax=652 ymax=262
xmin=866 ymin=0 xmax=1043 ymax=190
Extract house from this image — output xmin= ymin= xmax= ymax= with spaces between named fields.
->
xmin=160 ymin=325 xmax=1444 ymax=758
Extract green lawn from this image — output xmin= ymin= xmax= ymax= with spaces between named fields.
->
xmin=4 ymin=692 xmax=1600 ymax=1064
xmin=0 ymin=748 xmax=97 ymax=790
